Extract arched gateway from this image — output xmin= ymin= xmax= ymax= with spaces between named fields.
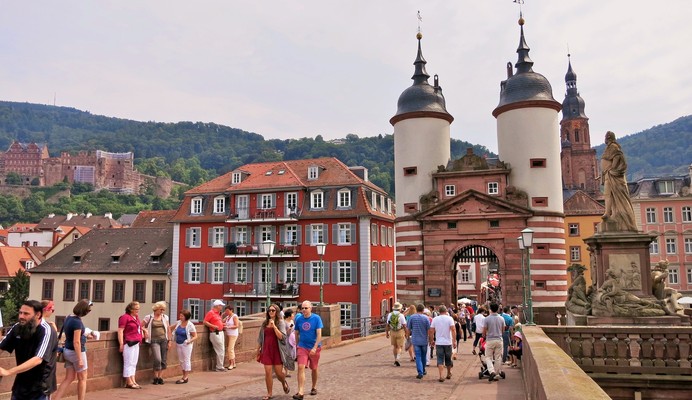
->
xmin=452 ymin=244 xmax=501 ymax=305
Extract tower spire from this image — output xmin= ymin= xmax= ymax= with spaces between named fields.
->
xmin=515 ymin=13 xmax=534 ymax=73
xmin=412 ymin=11 xmax=430 ymax=84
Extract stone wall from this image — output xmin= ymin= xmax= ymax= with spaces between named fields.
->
xmin=0 ymin=315 xmax=341 ymax=399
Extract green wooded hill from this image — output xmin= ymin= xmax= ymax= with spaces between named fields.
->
xmin=0 ymin=101 xmax=494 ymax=195
xmin=594 ymin=115 xmax=692 ymax=179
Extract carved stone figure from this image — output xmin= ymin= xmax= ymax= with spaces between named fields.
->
xmin=591 ymin=268 xmax=665 ymax=317
xmin=598 ymin=131 xmax=638 ymax=232
xmin=651 ymin=260 xmax=685 ymax=316
xmin=565 ymin=264 xmax=591 ymax=315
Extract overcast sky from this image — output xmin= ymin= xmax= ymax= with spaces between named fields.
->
xmin=2 ymin=1 xmax=690 ymax=152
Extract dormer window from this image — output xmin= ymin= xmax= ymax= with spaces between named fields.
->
xmin=371 ymin=192 xmax=377 ymax=210
xmin=337 ymin=189 xmax=351 ymax=208
xmin=111 ymin=255 xmax=121 ymax=263
xmin=387 ymin=198 xmax=392 ymax=214
xmin=73 ymin=256 xmax=82 ymax=263
xmin=191 ymin=197 xmax=203 ymax=214
xmin=73 ymin=249 xmax=89 ymax=263
xmin=308 ymin=166 xmax=319 ymax=180
xmin=214 ymin=196 xmax=226 ymax=214
xmin=232 ymin=172 xmax=242 ymax=184
xmin=658 ymin=180 xmax=675 ymax=195
xmin=311 ymin=190 xmax=324 ymax=210
xmin=150 ymin=247 xmax=166 ymax=263
xmin=111 ymin=248 xmax=127 ymax=263
xmin=24 ymin=260 xmax=34 ymax=270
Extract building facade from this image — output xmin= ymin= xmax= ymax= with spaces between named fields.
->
xmin=170 ymin=157 xmax=396 ymax=325
xmin=0 ymin=141 xmax=49 ymax=185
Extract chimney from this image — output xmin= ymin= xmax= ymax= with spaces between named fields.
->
xmin=48 ymin=213 xmax=55 ymax=218
xmin=104 ymin=212 xmax=113 ymax=219
xmin=66 ymin=213 xmax=73 ymax=221
xmin=86 ymin=212 xmax=92 ymax=218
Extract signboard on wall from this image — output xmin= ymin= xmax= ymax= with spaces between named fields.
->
xmin=427 ymin=288 xmax=442 ymax=297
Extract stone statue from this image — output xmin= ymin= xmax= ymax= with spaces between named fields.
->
xmin=591 ymin=267 xmax=665 ymax=317
xmin=651 ymin=260 xmax=685 ymax=316
xmin=565 ymin=264 xmax=591 ymax=315
xmin=598 ymin=131 xmax=638 ymax=232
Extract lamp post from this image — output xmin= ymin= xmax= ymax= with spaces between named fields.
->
xmin=316 ymin=242 xmax=326 ymax=305
xmin=260 ymin=240 xmax=276 ymax=309
xmin=521 ymin=228 xmax=535 ymax=325
xmin=517 ymin=236 xmax=526 ymax=312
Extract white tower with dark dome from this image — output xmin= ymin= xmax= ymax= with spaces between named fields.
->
xmin=391 ymin=32 xmax=454 ymax=218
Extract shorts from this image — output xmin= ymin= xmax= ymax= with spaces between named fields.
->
xmin=389 ymin=329 xmax=405 ymax=348
xmin=296 ymin=346 xmax=321 ymax=369
xmin=64 ymin=348 xmax=88 ymax=372
xmin=436 ymin=345 xmax=453 ymax=367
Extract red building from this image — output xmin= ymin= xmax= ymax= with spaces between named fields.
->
xmin=1 ymin=141 xmax=49 ymax=184
xmin=170 ymin=157 xmax=396 ymax=325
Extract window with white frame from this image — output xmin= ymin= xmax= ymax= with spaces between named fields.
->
xmin=688 ymin=269 xmax=692 ymax=287
xmin=387 ymin=198 xmax=392 ymax=214
xmin=388 ymin=227 xmax=394 ymax=247
xmin=311 ymin=191 xmax=324 ymax=209
xmin=236 ymin=226 xmax=248 ymax=244
xmin=445 ymin=185 xmax=456 ymax=196
xmin=232 ymin=172 xmax=241 ymax=184
xmin=371 ymin=192 xmax=377 ymax=210
xmin=371 ymin=261 xmax=378 ymax=284
xmin=380 ymin=195 xmax=385 ymax=210
xmin=569 ymin=223 xmax=580 ymax=236
xmin=235 ymin=300 xmax=246 ymax=317
xmin=212 ymin=262 xmax=225 ymax=284
xmin=682 ymin=206 xmax=692 ymax=222
xmin=570 ymin=246 xmax=581 ymax=261
xmin=285 ymin=225 xmax=298 ymax=245
xmin=658 ymin=181 xmax=675 ymax=195
xmin=191 ymin=197 xmax=203 ymax=214
xmin=285 ymin=262 xmax=298 ymax=282
xmin=388 ymin=261 xmax=393 ymax=282
xmin=261 ymin=226 xmax=273 ymax=242
xmin=187 ymin=228 xmax=201 ymax=248
xmin=338 ymin=261 xmax=352 ymax=284
xmin=311 ymin=224 xmax=324 ymax=244
xmin=684 ymin=238 xmax=692 ymax=254
xmin=311 ymin=261 xmax=323 ymax=284
xmin=371 ymin=224 xmax=378 ymax=245
xmin=261 ymin=194 xmax=273 ymax=209
xmin=650 ymin=238 xmax=659 ymax=254
xmin=338 ymin=223 xmax=352 ymax=244
xmin=646 ymin=208 xmax=657 ymax=224
xmin=260 ymin=301 xmax=270 ymax=313
xmin=666 ymin=238 xmax=677 ymax=254
xmin=487 ymin=182 xmax=499 ymax=195
xmin=214 ymin=196 xmax=225 ymax=214
xmin=380 ymin=261 xmax=386 ymax=283
xmin=284 ymin=301 xmax=298 ymax=310
xmin=189 ymin=299 xmax=201 ymax=321
xmin=668 ymin=267 xmax=679 ymax=284
xmin=380 ymin=226 xmax=387 ymax=246
xmin=286 ymin=192 xmax=298 ymax=214
xmin=459 ymin=266 xmax=471 ymax=283
xmin=339 ymin=303 xmax=352 ymax=328
xmin=189 ymin=262 xmax=202 ymax=283
xmin=260 ymin=262 xmax=271 ymax=283
xmin=235 ymin=262 xmax=247 ymax=283
xmin=213 ymin=227 xmax=225 ymax=247
xmin=308 ymin=166 xmax=319 ymax=180
xmin=663 ymin=207 xmax=674 ymax=223
xmin=338 ymin=189 xmax=351 ymax=208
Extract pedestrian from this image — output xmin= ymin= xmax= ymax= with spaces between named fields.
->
xmin=501 ymin=306 xmax=514 ymax=364
xmin=483 ymin=303 xmax=506 ymax=382
xmin=41 ymin=300 xmax=58 ymax=333
xmin=453 ymin=314 xmax=462 ymax=359
xmin=257 ymin=303 xmax=290 ymax=400
xmin=385 ymin=301 xmax=407 ymax=366
xmin=170 ymin=309 xmax=197 ymax=384
xmin=293 ymin=300 xmax=323 ymax=399
xmin=283 ymin=308 xmax=296 ymax=377
xmin=222 ymin=304 xmax=240 ymax=370
xmin=429 ymin=305 xmax=456 ymax=382
xmin=203 ymin=299 xmax=226 ymax=372
xmin=406 ymin=303 xmax=431 ymax=379
xmin=457 ymin=306 xmax=468 ymax=342
xmin=0 ymin=299 xmax=58 ymax=400
xmin=404 ymin=304 xmax=416 ymax=362
xmin=508 ymin=331 xmax=523 ymax=368
xmin=143 ymin=301 xmax=171 ymax=384
xmin=118 ymin=301 xmax=144 ymax=389
xmin=472 ymin=306 xmax=486 ymax=355
xmin=423 ymin=308 xmax=433 ymax=365
xmin=465 ymin=302 xmax=475 ymax=338
xmin=53 ymin=299 xmax=92 ymax=400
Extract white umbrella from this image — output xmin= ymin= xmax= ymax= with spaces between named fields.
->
xmin=457 ymin=297 xmax=472 ymax=304
xmin=678 ymin=296 xmax=692 ymax=305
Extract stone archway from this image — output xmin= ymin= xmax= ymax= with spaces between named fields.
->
xmin=450 ymin=244 xmax=501 ymax=305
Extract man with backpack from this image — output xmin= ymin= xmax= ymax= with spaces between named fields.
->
xmin=385 ymin=302 xmax=407 ymax=367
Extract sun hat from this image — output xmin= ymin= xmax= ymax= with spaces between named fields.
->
xmin=392 ymin=302 xmax=402 ymax=311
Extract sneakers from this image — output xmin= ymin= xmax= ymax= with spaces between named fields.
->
xmin=416 ymin=374 xmax=423 ymax=379
xmin=472 ymin=348 xmax=477 ymax=355
xmin=394 ymin=360 xmax=401 ymax=367
xmin=488 ymin=372 xmax=496 ymax=383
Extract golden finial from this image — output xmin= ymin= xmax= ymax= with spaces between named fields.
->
xmin=518 ymin=11 xmax=525 ymax=26
xmin=416 ymin=32 xmax=422 ymax=40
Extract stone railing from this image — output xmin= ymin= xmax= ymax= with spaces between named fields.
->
xmin=542 ymin=326 xmax=692 ymax=399
xmin=0 ymin=306 xmax=341 ymax=399
xmin=522 ymin=326 xmax=611 ymax=400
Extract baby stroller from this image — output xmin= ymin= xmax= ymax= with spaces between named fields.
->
xmin=477 ymin=337 xmax=506 ymax=380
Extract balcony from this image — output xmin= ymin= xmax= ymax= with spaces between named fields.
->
xmin=226 ymin=206 xmax=299 ymax=223
xmin=223 ymin=282 xmax=300 ymax=299
xmin=224 ymin=242 xmax=300 ymax=258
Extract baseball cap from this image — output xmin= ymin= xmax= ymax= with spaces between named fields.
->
xmin=212 ymin=300 xmax=226 ymax=307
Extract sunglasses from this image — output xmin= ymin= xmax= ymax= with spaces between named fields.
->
xmin=269 ymin=309 xmax=277 ymax=312
xmin=301 ymin=307 xmax=310 ymax=310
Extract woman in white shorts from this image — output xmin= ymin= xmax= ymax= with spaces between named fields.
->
xmin=53 ymin=299 xmax=93 ymax=400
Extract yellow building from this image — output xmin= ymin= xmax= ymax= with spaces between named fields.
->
xmin=563 ymin=190 xmax=604 ymax=286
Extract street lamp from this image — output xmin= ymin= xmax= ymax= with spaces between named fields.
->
xmin=517 ymin=236 xmax=526 ymax=313
xmin=316 ymin=242 xmax=326 ymax=305
xmin=260 ymin=240 xmax=276 ymax=310
xmin=520 ymin=228 xmax=535 ymax=325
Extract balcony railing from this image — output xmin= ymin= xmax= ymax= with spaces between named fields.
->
xmin=222 ymin=282 xmax=300 ymax=299
xmin=340 ymin=316 xmax=387 ymax=341
xmin=224 ymin=242 xmax=300 ymax=258
xmin=226 ymin=206 xmax=300 ymax=223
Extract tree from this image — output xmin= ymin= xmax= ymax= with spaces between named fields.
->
xmin=1 ymin=269 xmax=31 ymax=325
xmin=5 ymin=172 xmax=22 ymax=185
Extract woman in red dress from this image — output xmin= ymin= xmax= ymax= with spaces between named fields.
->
xmin=256 ymin=303 xmax=289 ymax=400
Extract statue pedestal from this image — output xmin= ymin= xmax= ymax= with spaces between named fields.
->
xmin=566 ymin=310 xmax=587 ymax=326
xmin=584 ymin=231 xmax=657 ymax=300
xmin=587 ymin=315 xmax=687 ymax=326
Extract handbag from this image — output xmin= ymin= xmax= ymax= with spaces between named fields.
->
xmin=56 ymin=316 xmax=69 ymax=363
xmin=404 ymin=336 xmax=412 ymax=351
xmin=256 ymin=350 xmax=262 ymax=363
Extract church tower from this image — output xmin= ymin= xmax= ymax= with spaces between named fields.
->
xmin=391 ymin=32 xmax=453 ymax=218
xmin=560 ymin=55 xmax=599 ymax=195
xmin=492 ymin=16 xmax=567 ymax=313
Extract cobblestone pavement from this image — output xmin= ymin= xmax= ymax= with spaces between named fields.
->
xmin=204 ymin=338 xmax=525 ymax=400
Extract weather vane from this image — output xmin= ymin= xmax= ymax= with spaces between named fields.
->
xmin=417 ymin=11 xmax=422 ymax=34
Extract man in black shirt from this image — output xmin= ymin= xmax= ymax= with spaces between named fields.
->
xmin=0 ymin=299 xmax=58 ymax=400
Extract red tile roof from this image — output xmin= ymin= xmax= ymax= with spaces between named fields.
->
xmin=131 ymin=210 xmax=177 ymax=227
xmin=0 ymin=247 xmax=32 ymax=278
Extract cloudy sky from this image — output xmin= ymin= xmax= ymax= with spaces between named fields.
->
xmin=2 ymin=1 xmax=690 ymax=152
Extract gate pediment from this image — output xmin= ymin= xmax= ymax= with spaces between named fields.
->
xmin=418 ymin=189 xmax=532 ymax=220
